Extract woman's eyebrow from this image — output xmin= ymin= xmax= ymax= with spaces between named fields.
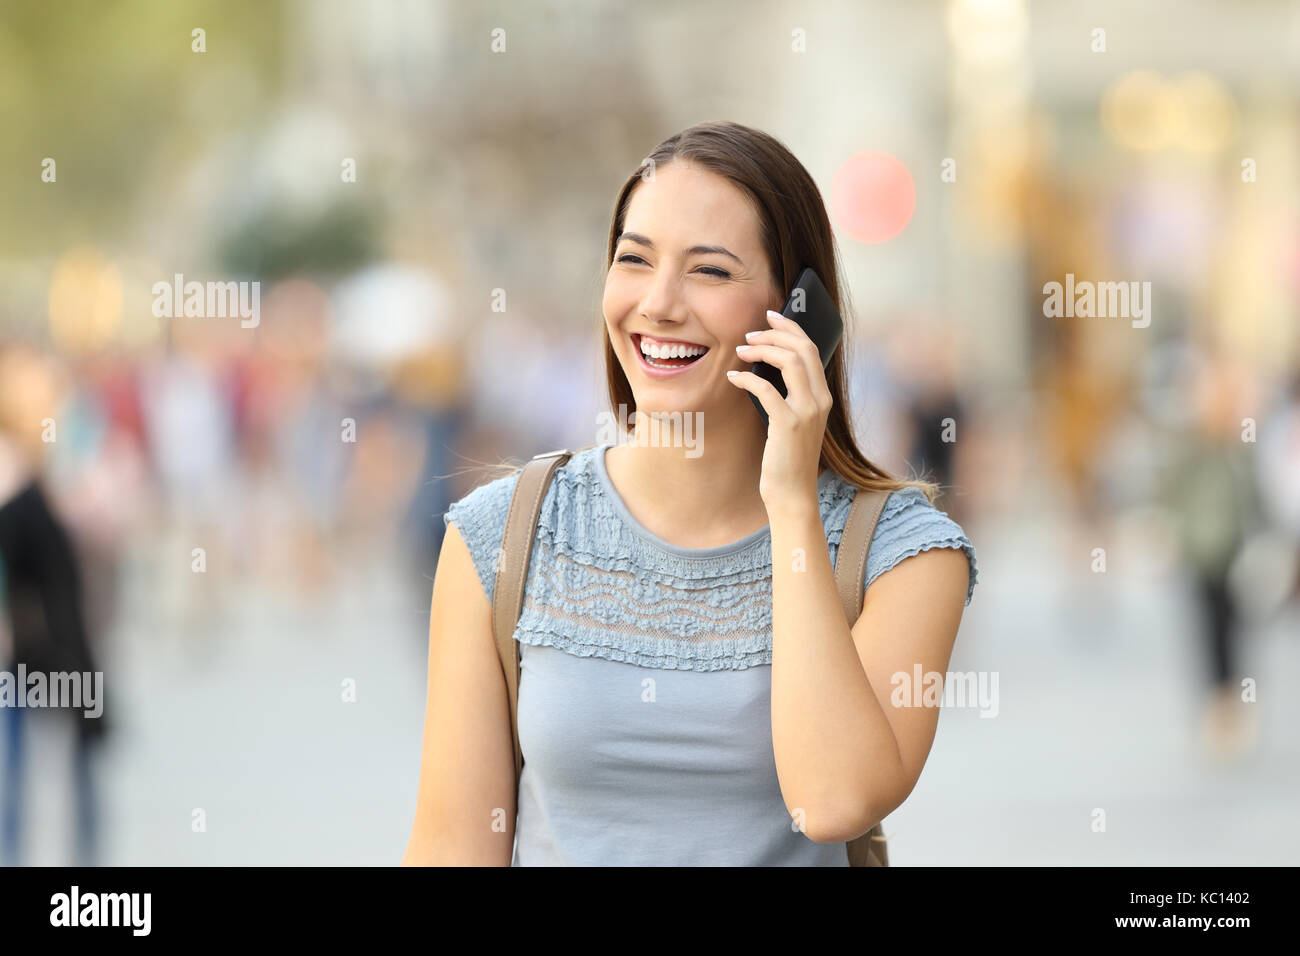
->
xmin=617 ymin=231 xmax=744 ymax=265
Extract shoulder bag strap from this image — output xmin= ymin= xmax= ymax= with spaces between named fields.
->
xmin=834 ymin=485 xmax=892 ymax=867
xmin=492 ymin=449 xmax=572 ymax=783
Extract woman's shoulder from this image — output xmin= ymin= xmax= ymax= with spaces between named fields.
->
xmin=442 ymin=446 xmax=602 ymax=603
xmin=821 ymin=474 xmax=979 ymax=607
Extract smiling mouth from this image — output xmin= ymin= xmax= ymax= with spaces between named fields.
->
xmin=632 ymin=333 xmax=710 ymax=369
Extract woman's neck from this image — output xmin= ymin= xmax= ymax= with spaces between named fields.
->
xmin=603 ymin=415 xmax=771 ymax=549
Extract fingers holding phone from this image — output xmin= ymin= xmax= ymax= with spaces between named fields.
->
xmin=737 ymin=313 xmax=832 ymax=417
xmin=731 ymin=312 xmax=824 ymax=421
xmin=737 ymin=267 xmax=843 ymax=425
xmin=726 ymin=308 xmax=835 ymax=509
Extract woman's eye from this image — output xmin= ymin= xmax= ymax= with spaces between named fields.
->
xmin=615 ymin=254 xmax=728 ymax=279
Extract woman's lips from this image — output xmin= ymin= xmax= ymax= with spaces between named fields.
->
xmin=630 ymin=333 xmax=710 ymax=379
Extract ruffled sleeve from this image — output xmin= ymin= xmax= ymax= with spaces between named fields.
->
xmin=865 ymin=487 xmax=978 ymax=606
xmin=442 ymin=469 xmax=522 ymax=604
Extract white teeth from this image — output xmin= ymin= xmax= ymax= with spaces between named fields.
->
xmin=639 ymin=338 xmax=707 ymax=360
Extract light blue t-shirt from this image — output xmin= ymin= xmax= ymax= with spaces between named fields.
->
xmin=443 ymin=443 xmax=977 ymax=866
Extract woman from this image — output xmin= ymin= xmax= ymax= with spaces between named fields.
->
xmin=403 ymin=121 xmax=978 ymax=866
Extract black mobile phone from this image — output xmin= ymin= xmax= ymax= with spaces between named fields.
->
xmin=748 ymin=266 xmax=844 ymax=426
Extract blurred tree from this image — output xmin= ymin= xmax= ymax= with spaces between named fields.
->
xmin=0 ymin=0 xmax=286 ymax=256
xmin=216 ymin=199 xmax=381 ymax=280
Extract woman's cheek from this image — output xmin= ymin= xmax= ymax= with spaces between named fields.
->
xmin=602 ymin=275 xmax=635 ymax=323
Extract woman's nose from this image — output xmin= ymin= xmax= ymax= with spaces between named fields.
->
xmin=638 ymin=269 xmax=686 ymax=322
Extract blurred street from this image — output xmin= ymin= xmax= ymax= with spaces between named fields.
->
xmin=14 ymin=530 xmax=427 ymax=866
xmin=2 ymin=0 xmax=1299 ymax=866
xmin=894 ymin=503 xmax=1300 ymax=866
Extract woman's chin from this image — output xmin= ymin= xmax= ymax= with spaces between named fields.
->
xmin=623 ymin=368 xmax=741 ymax=420
xmin=630 ymin=401 xmax=700 ymax=419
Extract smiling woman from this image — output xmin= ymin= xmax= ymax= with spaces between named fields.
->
xmin=403 ymin=120 xmax=979 ymax=867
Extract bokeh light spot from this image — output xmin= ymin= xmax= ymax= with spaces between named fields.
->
xmin=830 ymin=151 xmax=916 ymax=244
xmin=48 ymin=246 xmax=123 ymax=354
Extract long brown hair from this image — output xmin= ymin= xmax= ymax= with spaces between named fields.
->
xmin=603 ymin=120 xmax=939 ymax=501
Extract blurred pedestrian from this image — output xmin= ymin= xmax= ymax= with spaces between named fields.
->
xmin=1158 ymin=350 xmax=1264 ymax=761
xmin=0 ymin=348 xmax=106 ymax=865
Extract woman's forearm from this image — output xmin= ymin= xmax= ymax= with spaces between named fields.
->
xmin=767 ymin=497 xmax=906 ymax=842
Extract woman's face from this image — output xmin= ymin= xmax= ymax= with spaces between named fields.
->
xmin=603 ymin=160 xmax=783 ymax=416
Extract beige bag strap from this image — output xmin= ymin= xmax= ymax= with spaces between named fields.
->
xmin=492 ymin=449 xmax=573 ymax=782
xmin=493 ymin=449 xmax=892 ymax=867
xmin=834 ymin=486 xmax=892 ymax=867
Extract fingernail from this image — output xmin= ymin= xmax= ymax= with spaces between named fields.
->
xmin=735 ymin=344 xmax=751 ymax=352
xmin=766 ymin=310 xmax=784 ymax=321
xmin=726 ymin=370 xmax=738 ymax=377
xmin=744 ymin=330 xmax=761 ymax=340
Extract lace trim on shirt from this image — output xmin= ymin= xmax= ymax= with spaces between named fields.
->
xmin=531 ymin=455 xmax=858 ymax=582
xmin=517 ymin=543 xmax=775 ymax=670
xmin=449 ymin=445 xmax=978 ymax=671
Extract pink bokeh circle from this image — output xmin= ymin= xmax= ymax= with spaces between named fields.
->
xmin=829 ymin=151 xmax=916 ymax=244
